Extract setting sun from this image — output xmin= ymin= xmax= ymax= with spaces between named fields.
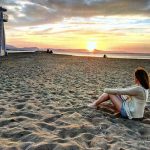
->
xmin=87 ymin=41 xmax=96 ymax=52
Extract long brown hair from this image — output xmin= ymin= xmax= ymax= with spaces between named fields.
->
xmin=135 ymin=67 xmax=150 ymax=89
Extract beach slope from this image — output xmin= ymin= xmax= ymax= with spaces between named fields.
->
xmin=0 ymin=53 xmax=150 ymax=150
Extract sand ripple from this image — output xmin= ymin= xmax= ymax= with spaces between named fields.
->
xmin=0 ymin=53 xmax=150 ymax=149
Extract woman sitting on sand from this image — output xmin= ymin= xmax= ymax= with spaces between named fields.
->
xmin=88 ymin=67 xmax=149 ymax=119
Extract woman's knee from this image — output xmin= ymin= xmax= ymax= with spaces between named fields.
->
xmin=102 ymin=93 xmax=109 ymax=97
xmin=108 ymin=94 xmax=115 ymax=98
xmin=109 ymin=94 xmax=122 ymax=110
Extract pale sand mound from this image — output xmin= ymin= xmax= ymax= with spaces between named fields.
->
xmin=0 ymin=53 xmax=150 ymax=150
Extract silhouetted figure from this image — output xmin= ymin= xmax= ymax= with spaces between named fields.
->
xmin=103 ymin=54 xmax=107 ymax=58
xmin=49 ymin=50 xmax=53 ymax=54
xmin=46 ymin=49 xmax=50 ymax=53
xmin=46 ymin=49 xmax=53 ymax=54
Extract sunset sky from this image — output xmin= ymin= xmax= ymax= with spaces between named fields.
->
xmin=1 ymin=0 xmax=150 ymax=53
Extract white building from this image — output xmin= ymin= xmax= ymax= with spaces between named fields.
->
xmin=0 ymin=6 xmax=8 ymax=56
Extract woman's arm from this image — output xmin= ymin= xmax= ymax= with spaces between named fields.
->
xmin=104 ymin=86 xmax=141 ymax=96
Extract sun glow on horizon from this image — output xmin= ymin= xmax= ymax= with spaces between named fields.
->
xmin=87 ymin=41 xmax=96 ymax=52
xmin=6 ymin=14 xmax=150 ymax=53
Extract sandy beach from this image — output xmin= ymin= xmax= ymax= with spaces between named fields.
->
xmin=0 ymin=52 xmax=150 ymax=150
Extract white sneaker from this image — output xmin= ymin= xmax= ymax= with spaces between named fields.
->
xmin=87 ymin=103 xmax=97 ymax=108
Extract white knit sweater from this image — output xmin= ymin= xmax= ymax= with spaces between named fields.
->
xmin=104 ymin=85 xmax=149 ymax=119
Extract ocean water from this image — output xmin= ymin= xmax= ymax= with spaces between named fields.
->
xmin=7 ymin=50 xmax=150 ymax=59
xmin=55 ymin=52 xmax=150 ymax=60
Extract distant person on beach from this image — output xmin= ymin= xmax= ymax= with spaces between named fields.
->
xmin=88 ymin=67 xmax=149 ymax=119
xmin=50 ymin=50 xmax=53 ymax=54
xmin=103 ymin=54 xmax=107 ymax=58
xmin=46 ymin=49 xmax=50 ymax=53
xmin=46 ymin=49 xmax=53 ymax=54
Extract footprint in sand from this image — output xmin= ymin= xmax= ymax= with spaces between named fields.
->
xmin=0 ymin=107 xmax=6 ymax=115
xmin=43 ymin=114 xmax=63 ymax=123
xmin=37 ymin=122 xmax=56 ymax=131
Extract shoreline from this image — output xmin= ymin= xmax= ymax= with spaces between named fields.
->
xmin=3 ymin=51 xmax=150 ymax=61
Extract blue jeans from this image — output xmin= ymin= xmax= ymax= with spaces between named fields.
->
xmin=120 ymin=102 xmax=128 ymax=118
xmin=118 ymin=95 xmax=128 ymax=118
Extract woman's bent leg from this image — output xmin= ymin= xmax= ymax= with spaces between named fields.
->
xmin=88 ymin=93 xmax=110 ymax=108
xmin=94 ymin=93 xmax=110 ymax=106
xmin=108 ymin=94 xmax=122 ymax=112
xmin=88 ymin=93 xmax=122 ymax=112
